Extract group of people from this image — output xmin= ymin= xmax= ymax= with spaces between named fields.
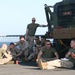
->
xmin=36 ymin=39 xmax=75 ymax=70
xmin=0 ymin=17 xmax=75 ymax=70
xmin=0 ymin=17 xmax=47 ymax=64
xmin=0 ymin=35 xmax=29 ymax=64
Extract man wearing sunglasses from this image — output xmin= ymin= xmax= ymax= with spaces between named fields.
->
xmin=37 ymin=40 xmax=61 ymax=70
xmin=25 ymin=17 xmax=47 ymax=54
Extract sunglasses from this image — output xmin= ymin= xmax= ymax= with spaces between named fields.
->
xmin=32 ymin=20 xmax=35 ymax=21
xmin=46 ymin=44 xmax=51 ymax=45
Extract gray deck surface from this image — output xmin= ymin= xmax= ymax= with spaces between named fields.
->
xmin=0 ymin=62 xmax=75 ymax=75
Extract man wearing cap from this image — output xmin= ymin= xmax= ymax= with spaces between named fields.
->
xmin=25 ymin=17 xmax=47 ymax=53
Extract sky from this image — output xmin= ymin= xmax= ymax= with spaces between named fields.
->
xmin=0 ymin=0 xmax=62 ymax=36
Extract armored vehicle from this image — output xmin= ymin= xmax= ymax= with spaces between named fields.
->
xmin=44 ymin=0 xmax=75 ymax=58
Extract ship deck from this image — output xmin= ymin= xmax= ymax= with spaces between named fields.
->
xmin=0 ymin=62 xmax=75 ymax=75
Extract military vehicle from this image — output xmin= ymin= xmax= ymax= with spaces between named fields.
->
xmin=44 ymin=0 xmax=75 ymax=58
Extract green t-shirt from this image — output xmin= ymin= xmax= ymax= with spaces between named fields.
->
xmin=27 ymin=23 xmax=39 ymax=36
xmin=67 ymin=48 xmax=75 ymax=65
xmin=41 ymin=47 xmax=57 ymax=59
xmin=0 ymin=48 xmax=6 ymax=59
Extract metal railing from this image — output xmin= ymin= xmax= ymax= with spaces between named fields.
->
xmin=0 ymin=35 xmax=20 ymax=47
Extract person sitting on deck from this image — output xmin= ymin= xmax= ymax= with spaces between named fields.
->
xmin=36 ymin=40 xmax=60 ymax=69
xmin=65 ymin=38 xmax=75 ymax=68
xmin=7 ymin=42 xmax=23 ymax=61
xmin=26 ymin=36 xmax=42 ymax=62
xmin=15 ymin=35 xmax=29 ymax=59
xmin=0 ymin=44 xmax=12 ymax=64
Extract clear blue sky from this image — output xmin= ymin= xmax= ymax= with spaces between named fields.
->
xmin=0 ymin=0 xmax=62 ymax=35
